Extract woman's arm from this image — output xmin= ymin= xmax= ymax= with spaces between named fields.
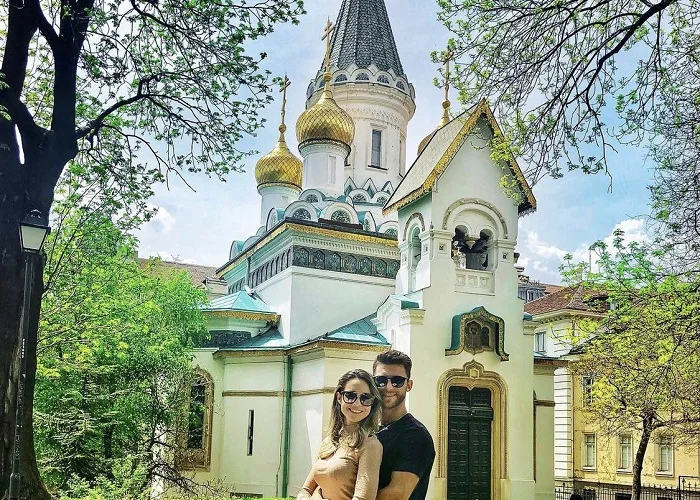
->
xmin=297 ymin=468 xmax=318 ymax=500
xmin=351 ymin=437 xmax=383 ymax=500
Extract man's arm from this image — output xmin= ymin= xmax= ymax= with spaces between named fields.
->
xmin=375 ymin=471 xmax=420 ymax=500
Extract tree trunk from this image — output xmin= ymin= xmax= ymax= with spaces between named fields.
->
xmin=0 ymin=151 xmax=56 ymax=499
xmin=631 ymin=415 xmax=654 ymax=500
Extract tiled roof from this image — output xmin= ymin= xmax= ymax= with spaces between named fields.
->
xmin=229 ymin=329 xmax=286 ymax=349
xmin=329 ymin=0 xmax=406 ymax=77
xmin=139 ymin=258 xmax=217 ymax=287
xmin=203 ymin=292 xmax=274 ymax=313
xmin=384 ymin=100 xmax=536 ymax=216
xmin=544 ymin=283 xmax=564 ymax=295
xmin=524 ymin=286 xmax=607 ymax=316
xmin=322 ymin=314 xmax=389 ymax=345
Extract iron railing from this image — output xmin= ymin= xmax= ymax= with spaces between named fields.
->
xmin=555 ymin=478 xmax=700 ymax=500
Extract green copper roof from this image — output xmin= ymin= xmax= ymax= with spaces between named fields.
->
xmin=323 ymin=314 xmax=389 ymax=345
xmin=203 ymin=291 xmax=274 ymax=313
xmin=231 ymin=329 xmax=286 ymax=349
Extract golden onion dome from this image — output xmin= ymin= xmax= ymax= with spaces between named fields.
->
xmin=296 ymin=73 xmax=355 ymax=148
xmin=418 ymin=99 xmax=451 ymax=155
xmin=255 ymin=124 xmax=303 ymax=190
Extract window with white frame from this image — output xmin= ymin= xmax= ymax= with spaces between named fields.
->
xmin=619 ymin=435 xmax=632 ymax=471
xmin=371 ymin=130 xmax=382 ymax=167
xmin=535 ymin=331 xmax=546 ymax=353
xmin=657 ymin=435 xmax=673 ymax=474
xmin=583 ymin=433 xmax=596 ymax=469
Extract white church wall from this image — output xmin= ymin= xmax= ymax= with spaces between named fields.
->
xmin=259 ymin=185 xmax=300 ymax=226
xmin=255 ymin=267 xmax=293 ymax=341
xmin=329 ymin=83 xmax=413 ymax=190
xmin=387 ymin=122 xmax=548 ymax=498
xmin=300 ymin=142 xmax=349 ymax=197
xmin=287 ymin=267 xmax=395 ymax=344
xmin=218 ymin=357 xmax=286 ymax=497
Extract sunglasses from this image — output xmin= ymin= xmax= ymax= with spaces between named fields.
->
xmin=373 ymin=375 xmax=407 ymax=388
xmin=340 ymin=390 xmax=376 ymax=407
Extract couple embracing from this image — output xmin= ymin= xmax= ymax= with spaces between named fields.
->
xmin=297 ymin=350 xmax=436 ymax=500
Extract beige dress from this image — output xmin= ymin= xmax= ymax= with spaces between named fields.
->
xmin=297 ymin=436 xmax=383 ymax=500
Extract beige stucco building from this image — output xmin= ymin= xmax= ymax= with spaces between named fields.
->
xmin=524 ymin=287 xmax=700 ymax=498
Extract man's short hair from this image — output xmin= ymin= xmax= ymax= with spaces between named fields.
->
xmin=373 ymin=349 xmax=412 ymax=378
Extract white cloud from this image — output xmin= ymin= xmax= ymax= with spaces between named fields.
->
xmin=147 ymin=205 xmax=175 ymax=234
xmin=149 ymin=251 xmax=199 ymax=265
xmin=517 ymin=218 xmax=651 ymax=283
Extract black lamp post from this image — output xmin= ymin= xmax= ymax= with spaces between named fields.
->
xmin=9 ymin=210 xmax=50 ymax=500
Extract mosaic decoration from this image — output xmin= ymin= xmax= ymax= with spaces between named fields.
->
xmin=331 ymin=210 xmax=352 ymax=223
xmin=291 ymin=208 xmax=312 ymax=220
xmin=312 ymin=250 xmax=326 ymax=269
xmin=245 ymin=246 xmax=400 ymax=288
xmin=305 ymin=194 xmax=319 ymax=203
xmin=329 ymin=252 xmax=341 ymax=271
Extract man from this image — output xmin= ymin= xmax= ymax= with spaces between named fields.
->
xmin=373 ymin=350 xmax=435 ymax=500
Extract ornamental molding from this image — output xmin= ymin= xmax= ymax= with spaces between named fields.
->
xmin=435 ymin=360 xmax=508 ymax=487
xmin=344 ymin=106 xmax=402 ymax=127
xmin=442 ymin=198 xmax=509 ymax=240
xmin=403 ymin=212 xmax=426 ymax=241
xmin=446 ymin=307 xmax=510 ymax=361
xmin=293 ymin=236 xmax=400 ymax=259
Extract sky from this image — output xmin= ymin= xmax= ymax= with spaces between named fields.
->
xmin=135 ymin=0 xmax=655 ymax=285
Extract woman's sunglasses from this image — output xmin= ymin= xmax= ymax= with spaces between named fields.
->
xmin=373 ymin=375 xmax=407 ymax=388
xmin=340 ymin=390 xmax=375 ymax=407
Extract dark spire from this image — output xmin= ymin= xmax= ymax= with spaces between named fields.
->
xmin=328 ymin=0 xmax=406 ymax=78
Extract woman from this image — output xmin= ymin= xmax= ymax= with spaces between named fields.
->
xmin=297 ymin=369 xmax=383 ymax=500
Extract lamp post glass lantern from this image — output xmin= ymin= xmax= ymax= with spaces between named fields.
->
xmin=10 ymin=210 xmax=50 ymax=500
xmin=19 ymin=210 xmax=50 ymax=252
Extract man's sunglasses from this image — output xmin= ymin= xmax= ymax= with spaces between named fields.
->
xmin=340 ymin=390 xmax=376 ymax=407
xmin=373 ymin=376 xmax=407 ymax=388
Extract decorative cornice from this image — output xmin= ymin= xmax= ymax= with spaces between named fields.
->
xmin=203 ymin=310 xmax=279 ymax=323
xmin=212 ymin=339 xmax=388 ymax=359
xmin=217 ymin=220 xmax=398 ymax=278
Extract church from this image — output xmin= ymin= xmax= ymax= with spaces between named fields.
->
xmin=180 ymin=1 xmax=559 ymax=499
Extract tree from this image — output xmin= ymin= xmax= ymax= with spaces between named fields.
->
xmin=35 ymin=207 xmax=211 ymax=496
xmin=0 ymin=0 xmax=304 ymax=496
xmin=562 ymin=234 xmax=700 ymax=500
xmin=436 ymin=0 xmax=697 ymax=185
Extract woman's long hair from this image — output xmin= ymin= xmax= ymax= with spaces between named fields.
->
xmin=318 ymin=369 xmax=382 ymax=458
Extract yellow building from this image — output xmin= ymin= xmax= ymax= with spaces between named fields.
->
xmin=525 ymin=286 xmax=700 ymax=497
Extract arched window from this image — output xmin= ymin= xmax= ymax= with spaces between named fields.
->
xmin=334 ymin=74 xmax=348 ymax=83
xmin=356 ymin=73 xmax=369 ymax=81
xmin=331 ymin=210 xmax=351 ymax=223
xmin=408 ymin=227 xmax=421 ymax=292
xmin=377 ymin=75 xmax=390 ymax=84
xmin=305 ymin=194 xmax=319 ymax=203
xmin=452 ymin=227 xmax=492 ymax=271
xmin=291 ymin=208 xmax=312 ymax=220
xmin=396 ymin=81 xmax=406 ymax=91
xmin=176 ymin=370 xmax=214 ymax=470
